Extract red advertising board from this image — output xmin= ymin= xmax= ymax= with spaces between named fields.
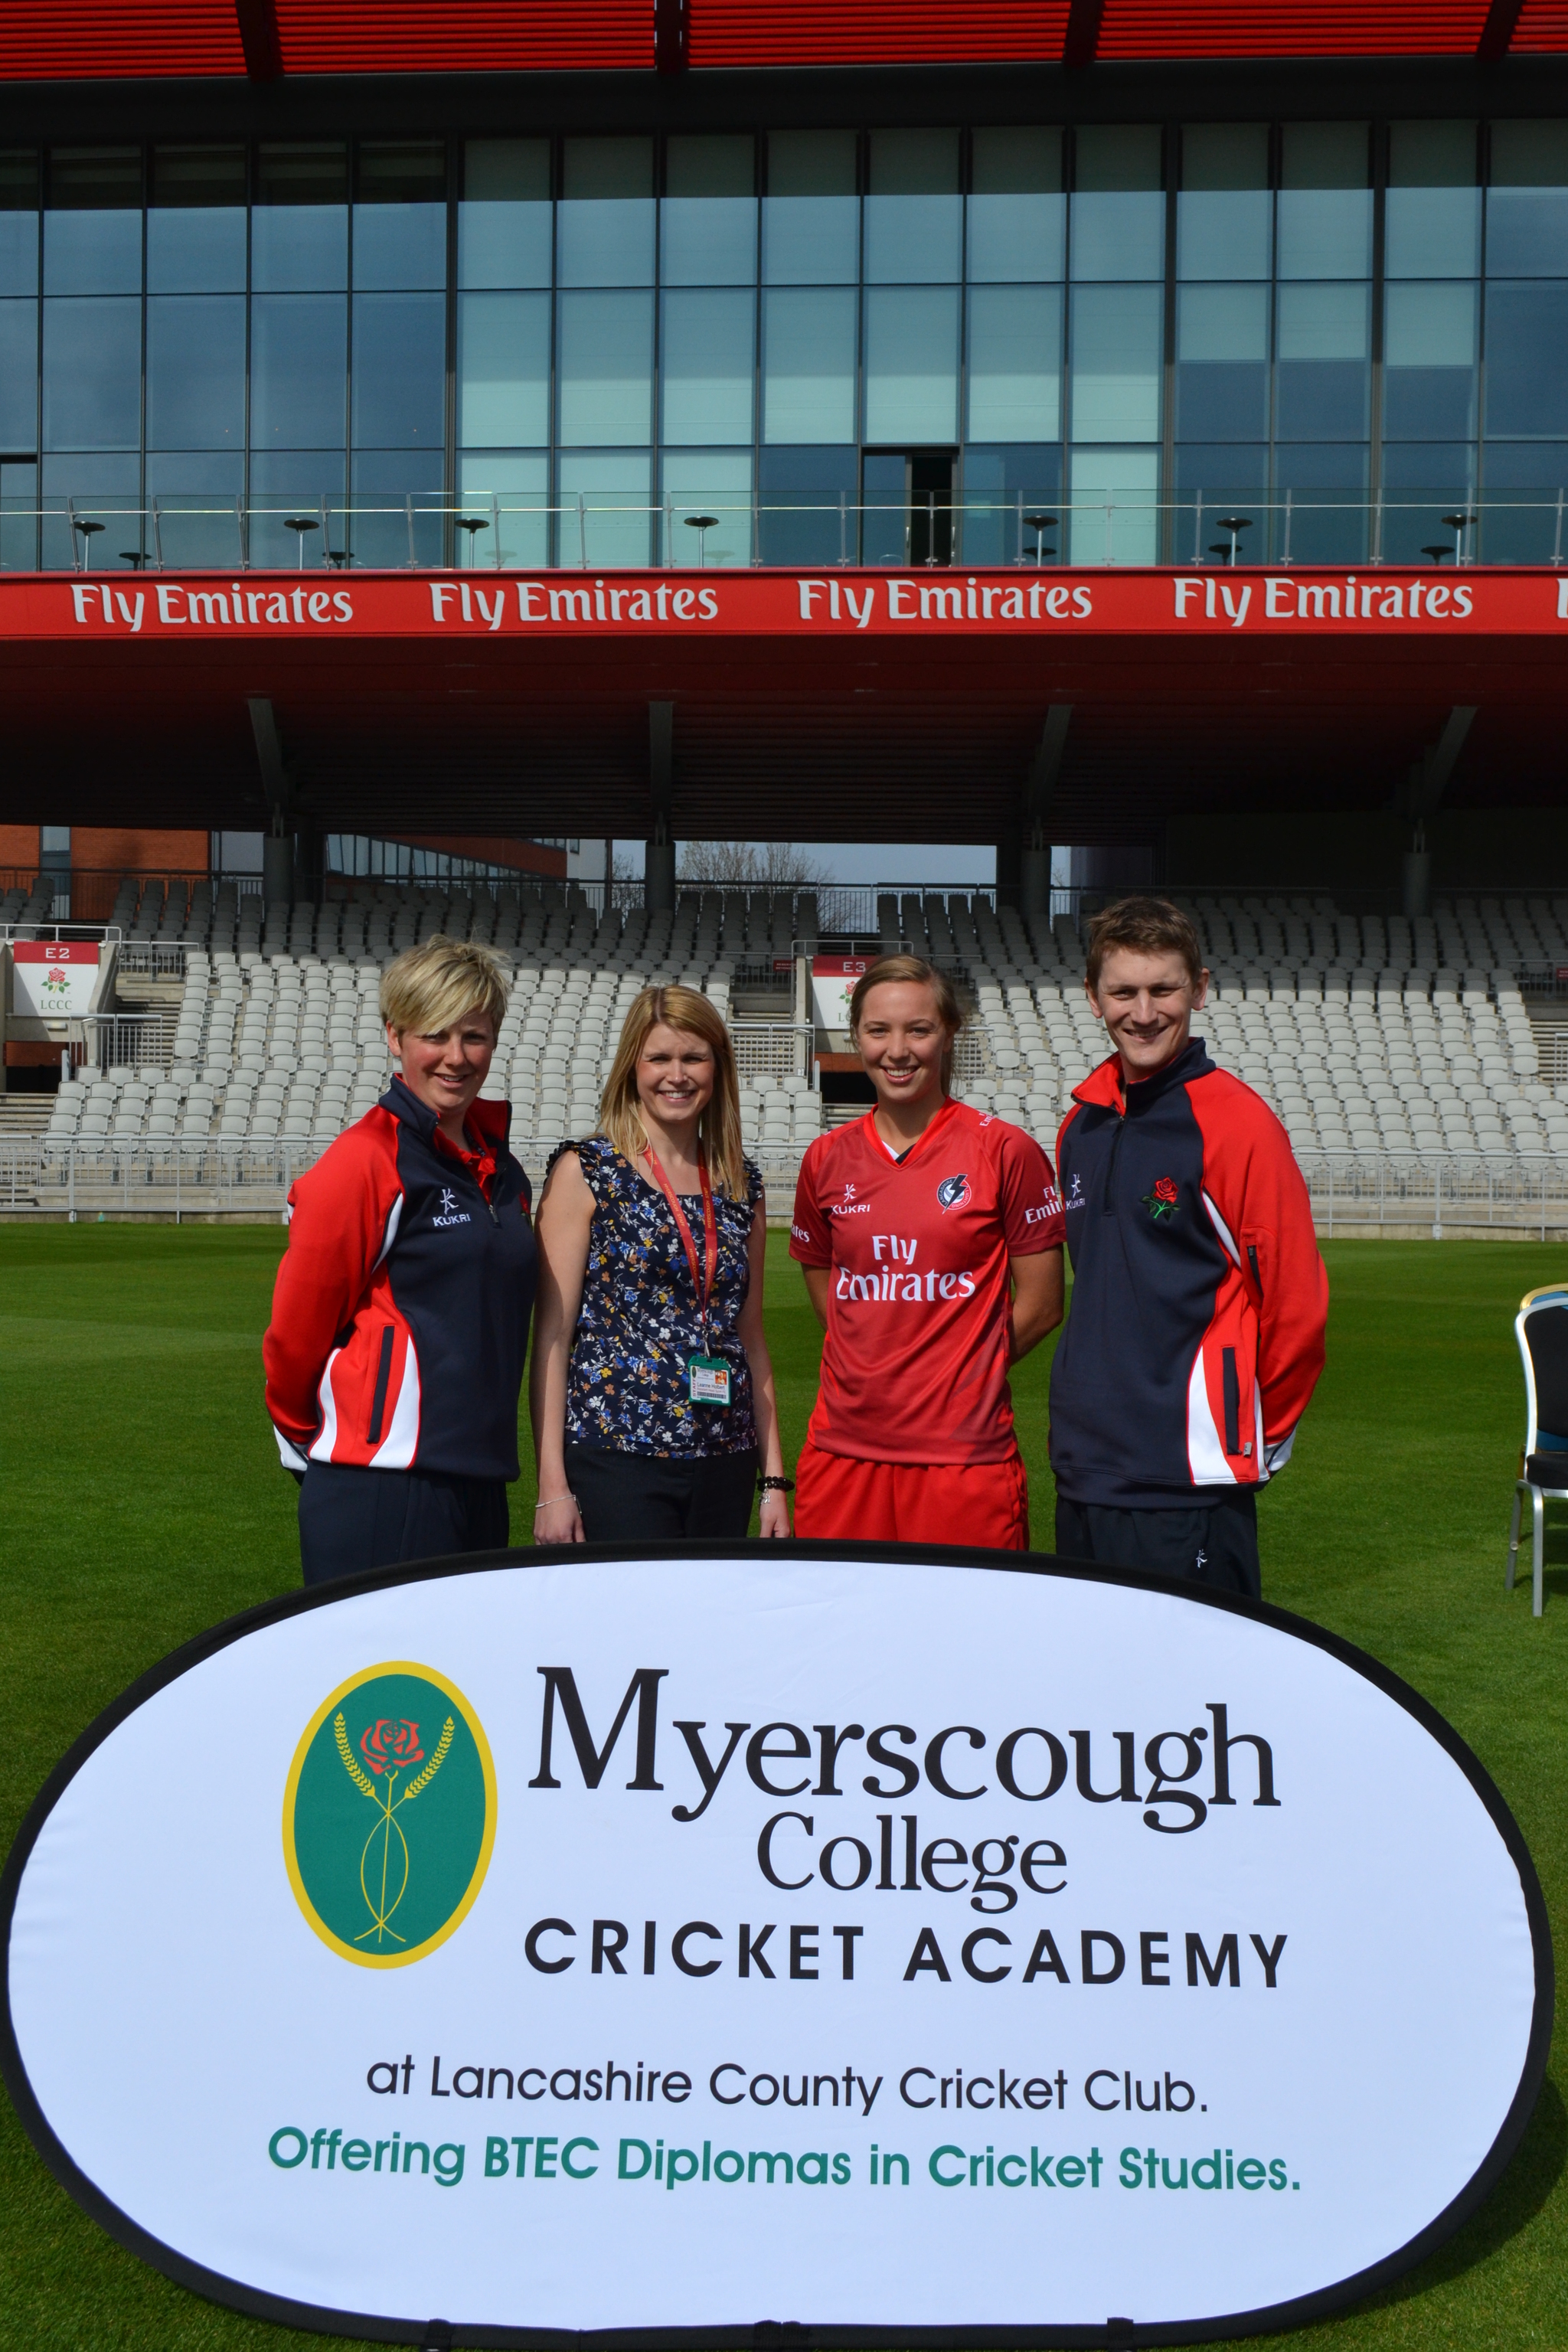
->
xmin=5 ymin=567 xmax=1567 ymax=645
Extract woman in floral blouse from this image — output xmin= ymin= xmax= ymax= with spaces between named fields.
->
xmin=530 ymin=983 xmax=791 ymax=1543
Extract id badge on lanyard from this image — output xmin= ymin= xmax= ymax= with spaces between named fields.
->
xmin=643 ymin=1146 xmax=732 ymax=1408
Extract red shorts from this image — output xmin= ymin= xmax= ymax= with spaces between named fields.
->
xmin=793 ymin=1436 xmax=1030 ymax=1552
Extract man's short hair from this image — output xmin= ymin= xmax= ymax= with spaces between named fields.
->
xmin=1085 ymin=897 xmax=1205 ymax=992
xmin=379 ymin=935 xmax=508 ymax=1037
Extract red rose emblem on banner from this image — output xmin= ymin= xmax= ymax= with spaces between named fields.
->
xmin=360 ymin=1718 xmax=424 ymax=1774
xmin=1154 ymin=1178 xmax=1178 ymax=1204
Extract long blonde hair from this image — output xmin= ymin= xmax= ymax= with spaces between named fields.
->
xmin=597 ymin=984 xmax=748 ymax=1200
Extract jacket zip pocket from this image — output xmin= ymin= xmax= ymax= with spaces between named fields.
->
xmin=1246 ymin=1243 xmax=1263 ymax=1298
xmin=1102 ymin=1116 xmax=1124 ymax=1214
xmin=1222 ymin=1346 xmax=1241 ymax=1457
xmin=367 ymin=1327 xmax=394 ymax=1445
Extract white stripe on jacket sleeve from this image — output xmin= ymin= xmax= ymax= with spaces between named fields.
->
xmin=1186 ymin=1350 xmax=1239 ymax=1485
xmin=371 ymin=1337 xmax=421 ymax=1469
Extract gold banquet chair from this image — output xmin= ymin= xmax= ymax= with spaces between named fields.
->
xmin=1506 ymin=1284 xmax=1568 ymax=1618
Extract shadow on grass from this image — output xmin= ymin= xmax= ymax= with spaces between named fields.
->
xmin=1367 ymin=2077 xmax=1567 ymax=2309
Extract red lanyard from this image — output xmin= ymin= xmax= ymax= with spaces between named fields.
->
xmin=642 ymin=1145 xmax=719 ymax=1336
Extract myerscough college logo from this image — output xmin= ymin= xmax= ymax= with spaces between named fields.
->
xmin=283 ymin=1662 xmax=496 ymax=1968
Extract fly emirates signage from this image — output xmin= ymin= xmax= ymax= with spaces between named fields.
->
xmin=2 ymin=1550 xmax=1548 ymax=2346
xmin=13 ymin=566 xmax=1568 ymax=643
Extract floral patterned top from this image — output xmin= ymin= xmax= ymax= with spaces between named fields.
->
xmin=554 ymin=1135 xmax=763 ymax=1458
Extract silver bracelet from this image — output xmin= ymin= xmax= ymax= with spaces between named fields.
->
xmin=533 ymin=1494 xmax=575 ymax=1512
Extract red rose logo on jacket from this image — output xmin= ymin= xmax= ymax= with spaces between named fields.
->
xmin=359 ymin=1717 xmax=424 ymax=1774
xmin=1143 ymin=1177 xmax=1179 ymax=1222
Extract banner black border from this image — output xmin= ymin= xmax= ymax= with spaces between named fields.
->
xmin=0 ymin=1539 xmax=1555 ymax=2350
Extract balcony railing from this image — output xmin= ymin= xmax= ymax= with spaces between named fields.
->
xmin=5 ymin=494 xmax=1566 ymax=573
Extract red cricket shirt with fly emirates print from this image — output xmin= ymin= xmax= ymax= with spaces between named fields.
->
xmin=789 ymin=1098 xmax=1065 ymax=1465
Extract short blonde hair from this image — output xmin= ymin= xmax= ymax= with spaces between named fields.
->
xmin=597 ymin=984 xmax=748 ymax=1200
xmin=380 ymin=935 xmax=508 ymax=1037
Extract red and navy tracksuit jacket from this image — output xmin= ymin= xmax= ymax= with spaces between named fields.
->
xmin=263 ymin=1077 xmax=535 ymax=1480
xmin=1049 ymin=1037 xmax=1328 ymax=1508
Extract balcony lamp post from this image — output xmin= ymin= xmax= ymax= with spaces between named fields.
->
xmin=1442 ymin=511 xmax=1478 ymax=567
xmin=1024 ymin=511 xmax=1057 ymax=567
xmin=283 ymin=516 xmax=318 ymax=570
xmin=456 ymin=516 xmax=489 ymax=567
xmin=1216 ymin=514 xmax=1253 ymax=566
xmin=73 ymin=517 xmax=104 ymax=571
xmin=684 ymin=513 xmax=719 ymax=567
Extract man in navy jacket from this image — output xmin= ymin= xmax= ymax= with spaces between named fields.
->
xmin=1048 ymin=897 xmax=1328 ymax=1597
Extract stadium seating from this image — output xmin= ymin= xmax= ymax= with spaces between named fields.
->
xmin=30 ymin=877 xmax=1568 ymax=1168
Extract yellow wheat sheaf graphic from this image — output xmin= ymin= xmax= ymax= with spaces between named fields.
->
xmin=334 ymin=1711 xmax=456 ymax=1945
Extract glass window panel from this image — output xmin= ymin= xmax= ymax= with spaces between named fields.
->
xmin=458 ymin=292 xmax=549 ymax=447
xmin=145 ymin=296 xmax=245 ymax=449
xmin=1178 ymin=193 xmax=1271 ymax=281
xmin=247 ymin=449 xmax=345 ymax=568
xmin=1383 ymin=281 xmax=1477 ymax=438
xmin=466 ymin=140 xmax=550 ymax=200
xmin=1276 ymin=283 xmax=1370 ymax=438
xmin=660 ymin=448 xmax=752 ymax=565
xmin=1486 ymin=182 xmax=1568 ymax=278
xmin=0 ymin=213 xmax=38 ymax=299
xmin=1069 ymin=283 xmax=1161 ymax=441
xmin=250 ymin=294 xmax=347 ymax=446
xmin=349 ymin=447 xmax=443 ymax=566
xmin=357 ymin=142 xmax=445 ymax=203
xmin=1278 ymin=123 xmax=1370 ymax=282
xmin=147 ymin=207 xmax=245 ymax=292
xmin=1491 ymin=121 xmax=1568 ymax=185
xmin=864 ymin=286 xmax=959 ymax=442
xmin=0 ymin=297 xmax=38 ymax=448
xmin=44 ymin=210 xmax=140 ymax=296
xmin=39 ymin=451 xmax=139 ymax=570
xmin=1378 ymin=440 xmax=1476 ymax=564
xmin=353 ymin=204 xmax=446 ymax=291
xmin=966 ymin=285 xmax=1061 ymax=442
xmin=762 ymin=196 xmax=858 ymax=286
xmin=762 ymin=287 xmax=855 ymax=444
xmin=1387 ymin=188 xmax=1480 ymax=279
xmin=1 ymin=454 xmax=36 ymax=571
xmin=1272 ymin=441 xmax=1368 ymax=562
xmin=768 ymin=132 xmax=857 ymax=198
xmin=1391 ymin=121 xmax=1476 ymax=187
xmin=662 ymin=197 xmax=756 ymax=286
xmin=41 ymin=297 xmax=139 ymax=449
xmin=666 ymin=136 xmax=753 ymax=197
xmin=557 ymin=289 xmax=653 ymax=444
xmin=960 ymin=441 xmax=1063 ymax=564
xmin=563 ymin=138 xmax=652 ymax=198
xmin=557 ymin=198 xmax=655 ymax=287
xmin=1171 ymin=443 xmax=1268 ymax=564
xmin=865 ymin=128 xmax=959 ymax=283
xmin=147 ymin=146 xmax=246 ymax=293
xmin=257 ymin=144 xmax=348 ymax=204
xmin=1182 ymin=123 xmax=1268 ymax=190
xmin=864 ymin=195 xmax=961 ymax=283
xmin=968 ymin=169 xmax=1065 ymax=284
xmin=0 ymin=152 xmax=40 ymax=299
xmin=1277 ymin=190 xmax=1371 ymax=279
xmin=662 ymin=289 xmax=754 ymax=445
xmin=757 ymin=442 xmax=858 ymax=564
xmin=557 ymin=449 xmax=652 ymax=566
xmin=1070 ymin=191 xmax=1163 ymax=282
xmin=459 ymin=141 xmax=551 ymax=289
xmin=1068 ymin=444 xmax=1157 ymax=562
xmin=1484 ymin=282 xmax=1568 ymax=436
xmin=352 ymin=292 xmax=445 ymax=446
xmin=47 ymin=148 xmax=139 ymax=206
xmin=1175 ymin=283 xmax=1268 ymax=439
xmin=146 ymin=450 xmax=245 ymax=570
xmin=459 ymin=449 xmax=549 ymax=568
xmin=1076 ymin=124 xmax=1161 ymax=190
xmin=252 ymin=207 xmax=347 ymax=292
xmin=1480 ymin=438 xmax=1568 ymax=559
xmin=869 ymin=129 xmax=959 ymax=194
xmin=1181 ymin=127 xmax=1269 ymax=295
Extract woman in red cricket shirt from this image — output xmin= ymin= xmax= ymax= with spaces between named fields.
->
xmin=789 ymin=956 xmax=1066 ymax=1550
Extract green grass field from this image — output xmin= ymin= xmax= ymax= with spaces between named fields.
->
xmin=2 ymin=1226 xmax=1566 ymax=2351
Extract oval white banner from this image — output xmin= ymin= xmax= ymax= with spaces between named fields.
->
xmin=0 ymin=1547 xmax=1550 ymax=2346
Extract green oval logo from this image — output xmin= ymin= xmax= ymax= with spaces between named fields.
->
xmin=283 ymin=1661 xmax=496 ymax=1968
